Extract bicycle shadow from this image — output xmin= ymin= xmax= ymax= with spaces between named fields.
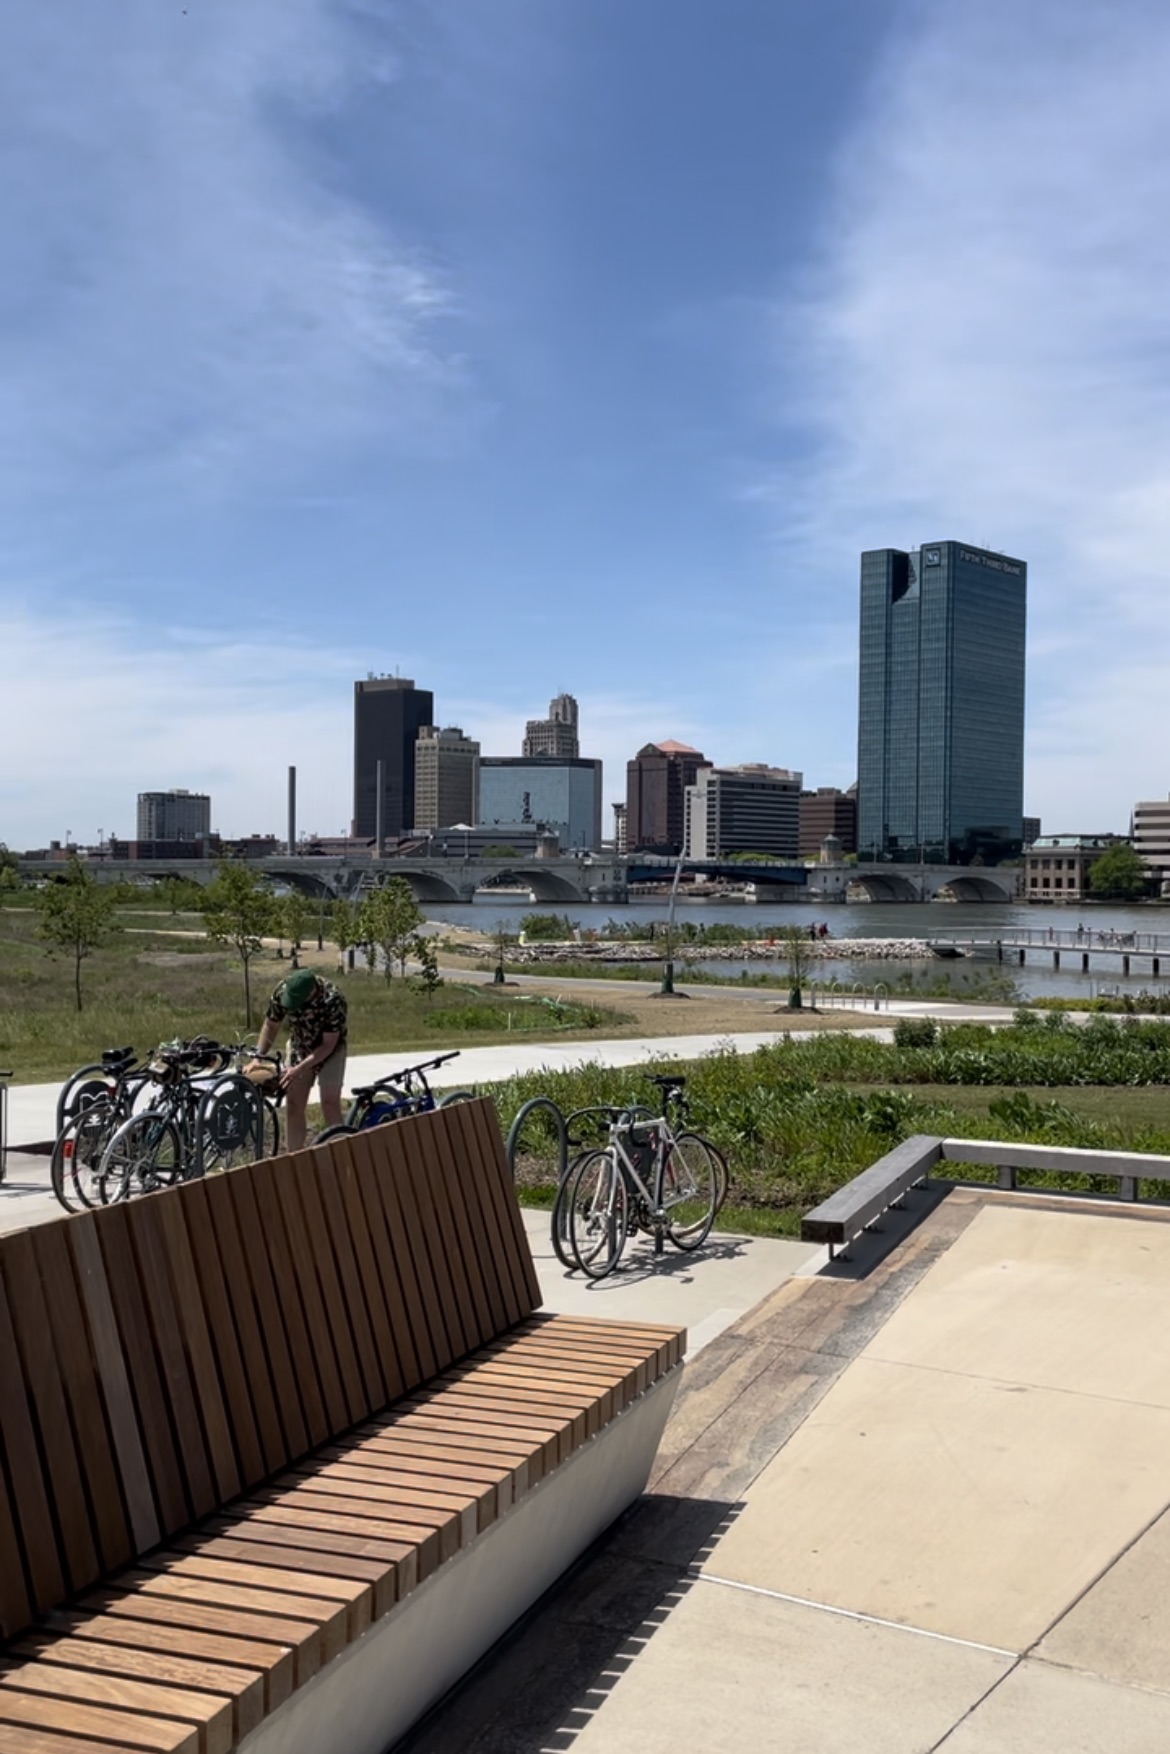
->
xmin=567 ymin=1230 xmax=754 ymax=1290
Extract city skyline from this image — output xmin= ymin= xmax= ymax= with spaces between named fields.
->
xmin=2 ymin=2 xmax=1168 ymax=845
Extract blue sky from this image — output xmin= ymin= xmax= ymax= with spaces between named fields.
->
xmin=3 ymin=0 xmax=1169 ymax=846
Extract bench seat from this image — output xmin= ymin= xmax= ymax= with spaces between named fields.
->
xmin=0 ymin=1103 xmax=684 ymax=1753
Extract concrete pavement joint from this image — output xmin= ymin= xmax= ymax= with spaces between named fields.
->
xmin=695 ymin=1572 xmax=1018 ymax=1658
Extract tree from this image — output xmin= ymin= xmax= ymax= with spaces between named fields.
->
xmin=778 ymin=923 xmax=815 ymax=1010
xmin=411 ymin=933 xmax=442 ymax=997
xmin=33 ymin=857 xmax=120 ymax=1011
xmin=1089 ymin=844 xmax=1151 ymax=901
xmin=330 ymin=898 xmax=359 ymax=963
xmin=281 ymin=891 xmax=311 ymax=965
xmin=202 ymin=861 xmax=276 ymax=1026
xmin=357 ymin=877 xmax=423 ymax=980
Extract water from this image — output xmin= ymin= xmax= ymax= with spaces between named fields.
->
xmin=424 ymin=896 xmax=1170 ymax=1002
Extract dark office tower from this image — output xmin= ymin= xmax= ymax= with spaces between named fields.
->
xmin=626 ymin=741 xmax=707 ymax=854
xmin=857 ymin=542 xmax=1026 ymax=863
xmin=352 ymin=677 xmax=434 ymax=841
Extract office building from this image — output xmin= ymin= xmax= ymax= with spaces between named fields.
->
xmin=1024 ymin=834 xmax=1124 ymax=902
xmin=352 ymin=676 xmax=434 ymax=841
xmin=858 ymin=540 xmax=1027 ymax=863
xmin=685 ymin=766 xmax=803 ymax=861
xmin=611 ymin=802 xmax=628 ymax=856
xmin=799 ymin=787 xmax=858 ymax=859
xmin=136 ymin=790 xmax=211 ymax=842
xmin=413 ymin=727 xmax=480 ymax=831
xmin=479 ymin=757 xmax=603 ymax=850
xmin=626 ymin=741 xmax=707 ymax=855
xmin=1132 ymin=797 xmax=1170 ymax=884
xmin=522 ymin=693 xmax=580 ymax=759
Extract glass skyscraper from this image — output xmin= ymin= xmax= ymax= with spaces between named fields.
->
xmin=857 ymin=541 xmax=1026 ymax=863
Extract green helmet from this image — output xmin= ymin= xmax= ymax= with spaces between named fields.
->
xmin=281 ymin=969 xmax=319 ymax=1012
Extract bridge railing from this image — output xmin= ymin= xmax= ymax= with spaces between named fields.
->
xmin=928 ymin=927 xmax=1170 ymax=953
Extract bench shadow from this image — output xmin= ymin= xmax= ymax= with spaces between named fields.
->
xmin=399 ymin=1493 xmax=742 ymax=1754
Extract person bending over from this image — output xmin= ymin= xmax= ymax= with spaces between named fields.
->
xmin=253 ymin=967 xmax=348 ymax=1151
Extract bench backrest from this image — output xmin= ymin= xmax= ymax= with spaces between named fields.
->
xmin=0 ymin=1097 xmax=539 ymax=1641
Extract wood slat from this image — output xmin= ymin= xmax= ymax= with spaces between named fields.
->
xmin=92 ymin=1209 xmax=191 ymax=1537
xmin=248 ymin=1160 xmax=329 ymax=1446
xmin=0 ymin=1687 xmax=199 ymax=1754
xmin=123 ymin=1201 xmax=216 ymax=1521
xmin=119 ymin=1568 xmax=342 ymax=1669
xmin=309 ymin=1142 xmax=388 ymax=1407
xmin=349 ymin=1130 xmax=431 ymax=1384
xmin=66 ymin=1221 xmax=160 ymax=1555
xmin=291 ymin=1155 xmax=368 ymax=1424
xmin=413 ymin=1112 xmax=489 ymax=1349
xmin=18 ymin=1632 xmax=264 ymax=1742
xmin=210 ymin=1173 xmax=305 ymax=1464
xmin=0 ymin=1230 xmax=98 ymax=1594
xmin=151 ymin=1197 xmax=240 ymax=1506
xmin=171 ymin=1532 xmax=396 ymax=1621
xmin=47 ymin=1609 xmax=287 ymax=1715
xmin=267 ymin=1160 xmax=349 ymax=1435
xmin=72 ymin=1590 xmax=308 ymax=1694
xmin=174 ymin=1183 xmax=265 ymax=1491
xmin=460 ymin=1100 xmax=543 ymax=1317
xmin=0 ymin=1657 xmax=233 ymax=1754
xmin=437 ymin=1106 xmax=513 ymax=1338
xmin=377 ymin=1123 xmax=461 ymax=1366
xmin=0 ymin=1725 xmax=145 ymax=1754
xmin=29 ymin=1224 xmax=132 ymax=1577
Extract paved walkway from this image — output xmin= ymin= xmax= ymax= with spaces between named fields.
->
xmin=408 ymin=1187 xmax=1170 ymax=1753
xmin=2 ymin=1000 xmax=1018 ymax=1150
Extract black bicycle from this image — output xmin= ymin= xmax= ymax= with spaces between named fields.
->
xmin=316 ymin=1051 xmax=476 ymax=1142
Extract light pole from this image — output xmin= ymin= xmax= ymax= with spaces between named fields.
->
xmin=658 ymin=854 xmax=685 ymax=997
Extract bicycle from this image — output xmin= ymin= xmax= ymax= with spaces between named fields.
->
xmin=51 ymin=1047 xmax=151 ymax=1212
xmin=561 ymin=1076 xmax=727 ymax=1279
xmin=96 ymin=1038 xmax=273 ymax=1201
xmin=315 ymin=1051 xmax=476 ymax=1142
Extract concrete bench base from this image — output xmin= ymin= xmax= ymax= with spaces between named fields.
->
xmin=237 ymin=1366 xmax=682 ymax=1754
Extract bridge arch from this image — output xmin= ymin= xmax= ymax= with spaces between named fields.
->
xmin=938 ymin=874 xmax=1017 ymax=902
xmin=848 ymin=872 xmax=923 ymax=903
xmin=477 ymin=867 xmax=586 ymax=903
xmin=366 ymin=868 xmax=468 ymax=904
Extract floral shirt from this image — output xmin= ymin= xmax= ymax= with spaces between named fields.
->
xmin=265 ymin=979 xmax=348 ymax=1062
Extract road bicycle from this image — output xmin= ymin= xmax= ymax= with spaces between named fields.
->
xmin=560 ymin=1076 xmax=727 ymax=1279
xmin=315 ymin=1051 xmax=476 ymax=1143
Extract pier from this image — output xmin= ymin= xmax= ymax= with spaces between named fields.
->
xmin=928 ymin=925 xmax=1170 ymax=980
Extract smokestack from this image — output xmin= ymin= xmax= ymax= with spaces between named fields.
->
xmin=287 ymin=765 xmax=297 ymax=856
xmin=375 ymin=759 xmax=385 ymax=859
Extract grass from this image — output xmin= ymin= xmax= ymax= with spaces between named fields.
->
xmin=0 ymin=910 xmax=633 ymax=1083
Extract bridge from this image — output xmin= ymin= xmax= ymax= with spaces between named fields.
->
xmin=16 ymin=853 xmax=1018 ymax=905
xmin=928 ymin=925 xmax=1170 ymax=978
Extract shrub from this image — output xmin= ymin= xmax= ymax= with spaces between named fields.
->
xmin=893 ymin=1017 xmax=939 ymax=1049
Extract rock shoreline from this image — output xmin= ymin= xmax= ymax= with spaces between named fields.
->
xmin=503 ymin=937 xmax=936 ymax=965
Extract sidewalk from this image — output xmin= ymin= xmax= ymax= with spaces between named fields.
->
xmin=2 ymin=1001 xmax=1019 ymax=1151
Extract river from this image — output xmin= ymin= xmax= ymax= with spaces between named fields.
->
xmin=422 ymin=896 xmax=1170 ymax=1002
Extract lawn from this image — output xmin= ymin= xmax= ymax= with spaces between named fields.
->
xmin=0 ymin=908 xmax=631 ymax=1083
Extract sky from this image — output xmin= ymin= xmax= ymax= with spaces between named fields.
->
xmin=2 ymin=0 xmax=1169 ymax=847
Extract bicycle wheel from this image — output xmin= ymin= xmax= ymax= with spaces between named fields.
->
xmin=315 ymin=1124 xmax=359 ymax=1144
xmin=51 ymin=1104 xmax=117 ymax=1212
xmin=197 ymin=1075 xmax=266 ymax=1174
xmin=567 ymin=1148 xmax=628 ymax=1280
xmin=98 ymin=1112 xmax=184 ymax=1203
xmin=437 ymin=1089 xmax=478 ymax=1108
xmin=260 ymin=1098 xmax=281 ymax=1158
xmin=548 ymin=1146 xmax=594 ymax=1269
xmin=663 ymin=1131 xmax=720 ymax=1251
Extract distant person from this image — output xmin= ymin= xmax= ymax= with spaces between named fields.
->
xmin=251 ymin=968 xmax=348 ymax=1151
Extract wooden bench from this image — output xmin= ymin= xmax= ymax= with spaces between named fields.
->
xmin=0 ymin=1098 xmax=684 ymax=1754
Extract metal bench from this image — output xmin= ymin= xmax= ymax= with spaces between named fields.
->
xmin=0 ymin=1098 xmax=684 ymax=1754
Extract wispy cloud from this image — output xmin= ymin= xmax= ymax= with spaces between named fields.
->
xmin=768 ymin=0 xmax=1170 ymax=827
xmin=0 ymin=0 xmax=462 ymax=495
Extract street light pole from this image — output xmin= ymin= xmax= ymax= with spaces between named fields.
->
xmin=658 ymin=854 xmax=685 ymax=997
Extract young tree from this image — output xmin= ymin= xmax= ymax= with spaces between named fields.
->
xmin=281 ymin=890 xmax=311 ymax=966
xmin=779 ymin=923 xmax=815 ymax=1009
xmin=202 ymin=861 xmax=276 ymax=1026
xmin=330 ymin=897 xmax=359 ymax=965
xmin=33 ymin=857 xmax=120 ymax=1011
xmin=411 ymin=933 xmax=442 ymax=998
xmin=1089 ymin=844 xmax=1151 ymax=901
xmin=357 ymin=877 xmax=423 ymax=980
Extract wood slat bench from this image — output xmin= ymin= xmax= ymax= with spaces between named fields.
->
xmin=0 ymin=1098 xmax=684 ymax=1754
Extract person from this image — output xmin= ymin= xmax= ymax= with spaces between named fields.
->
xmin=251 ymin=967 xmax=348 ymax=1151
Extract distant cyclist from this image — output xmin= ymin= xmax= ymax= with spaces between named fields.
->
xmin=252 ymin=968 xmax=348 ymax=1151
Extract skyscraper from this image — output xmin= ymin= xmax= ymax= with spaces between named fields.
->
xmin=352 ymin=677 xmax=434 ymax=841
xmin=137 ymin=789 xmax=211 ymax=841
xmin=684 ymin=766 xmax=803 ymax=860
xmin=413 ymin=727 xmax=480 ymax=831
xmin=626 ymin=741 xmax=707 ymax=855
xmin=857 ymin=541 xmax=1026 ymax=863
xmin=522 ymin=693 xmax=579 ymax=759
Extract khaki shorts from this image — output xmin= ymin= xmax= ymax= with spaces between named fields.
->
xmin=296 ymin=1045 xmax=347 ymax=1100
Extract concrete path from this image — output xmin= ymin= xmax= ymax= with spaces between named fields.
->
xmin=2 ymin=1001 xmax=1019 ymax=1150
xmin=408 ymin=1188 xmax=1170 ymax=1754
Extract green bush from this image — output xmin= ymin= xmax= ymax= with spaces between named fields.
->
xmin=893 ymin=1017 xmax=939 ymax=1049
